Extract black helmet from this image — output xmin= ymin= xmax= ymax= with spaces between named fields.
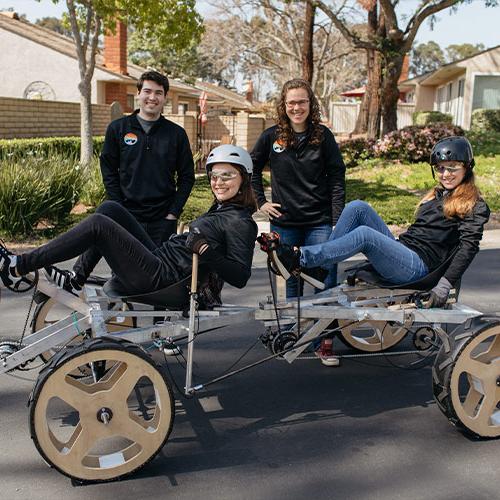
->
xmin=430 ymin=136 xmax=475 ymax=169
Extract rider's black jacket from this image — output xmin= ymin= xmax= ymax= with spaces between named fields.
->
xmin=100 ymin=111 xmax=195 ymax=222
xmin=398 ymin=191 xmax=490 ymax=286
xmin=154 ymin=203 xmax=258 ymax=288
xmin=251 ymin=125 xmax=346 ymax=227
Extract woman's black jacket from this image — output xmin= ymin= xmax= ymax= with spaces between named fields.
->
xmin=154 ymin=203 xmax=257 ymax=288
xmin=251 ymin=125 xmax=346 ymax=227
xmin=399 ymin=192 xmax=490 ymax=286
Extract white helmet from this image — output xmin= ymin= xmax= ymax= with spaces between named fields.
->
xmin=206 ymin=145 xmax=253 ymax=175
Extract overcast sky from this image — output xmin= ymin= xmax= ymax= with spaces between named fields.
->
xmin=0 ymin=0 xmax=498 ymax=49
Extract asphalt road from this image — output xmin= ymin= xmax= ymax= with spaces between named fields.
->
xmin=1 ymin=244 xmax=500 ymax=499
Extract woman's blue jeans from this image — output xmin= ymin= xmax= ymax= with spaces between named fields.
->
xmin=300 ymin=200 xmax=428 ymax=284
xmin=271 ymin=223 xmax=337 ymax=298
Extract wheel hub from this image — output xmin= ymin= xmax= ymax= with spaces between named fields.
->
xmin=96 ymin=407 xmax=113 ymax=425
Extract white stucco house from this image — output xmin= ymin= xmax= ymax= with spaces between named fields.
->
xmin=0 ymin=11 xmax=261 ymax=116
xmin=399 ymin=45 xmax=500 ymax=129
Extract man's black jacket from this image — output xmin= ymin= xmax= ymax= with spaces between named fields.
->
xmin=399 ymin=192 xmax=490 ymax=286
xmin=100 ymin=112 xmax=195 ymax=222
xmin=251 ymin=125 xmax=346 ymax=227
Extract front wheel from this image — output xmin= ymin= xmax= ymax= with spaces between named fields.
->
xmin=29 ymin=337 xmax=175 ymax=482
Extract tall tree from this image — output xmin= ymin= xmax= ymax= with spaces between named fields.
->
xmin=302 ymin=1 xmax=316 ymax=82
xmin=46 ymin=0 xmax=202 ymax=166
xmin=353 ymin=0 xmax=382 ymax=137
xmin=446 ymin=43 xmax=485 ymax=62
xmin=35 ymin=16 xmax=73 ymax=37
xmin=410 ymin=41 xmax=446 ymax=76
xmin=312 ymin=0 xmax=499 ymax=135
xmin=129 ymin=21 xmax=232 ymax=85
xmin=206 ymin=0 xmax=365 ymax=117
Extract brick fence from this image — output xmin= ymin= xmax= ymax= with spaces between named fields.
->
xmin=0 ymin=97 xmax=111 ymax=139
xmin=0 ymin=96 xmax=275 ymax=151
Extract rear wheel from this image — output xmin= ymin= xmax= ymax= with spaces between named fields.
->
xmin=433 ymin=318 xmax=500 ymax=438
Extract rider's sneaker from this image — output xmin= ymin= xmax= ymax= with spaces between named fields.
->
xmin=315 ymin=338 xmax=340 ymax=367
xmin=275 ymin=244 xmax=301 ymax=274
xmin=0 ymin=241 xmax=21 ymax=289
xmin=44 ymin=266 xmax=82 ymax=296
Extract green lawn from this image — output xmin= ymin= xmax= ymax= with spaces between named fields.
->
xmin=346 ymin=155 xmax=500 ymax=225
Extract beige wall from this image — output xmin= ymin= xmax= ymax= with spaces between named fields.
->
xmin=0 ymin=97 xmax=111 ymax=139
xmin=165 ymin=113 xmax=197 ymax=151
xmin=413 ymin=48 xmax=500 ymax=128
xmin=0 ymin=27 xmax=128 ymax=104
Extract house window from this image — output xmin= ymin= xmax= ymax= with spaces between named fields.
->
xmin=458 ymin=79 xmax=465 ymax=98
xmin=127 ymin=94 xmax=135 ymax=111
xmin=179 ymin=103 xmax=188 ymax=114
xmin=437 ymin=86 xmax=446 ymax=112
xmin=472 ymin=75 xmax=500 ymax=110
xmin=445 ymin=83 xmax=453 ymax=112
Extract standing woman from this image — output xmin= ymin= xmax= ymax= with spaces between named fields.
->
xmin=251 ymin=78 xmax=346 ymax=298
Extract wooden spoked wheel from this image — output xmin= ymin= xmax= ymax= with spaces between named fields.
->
xmin=32 ymin=293 xmax=136 ymax=363
xmin=448 ymin=323 xmax=500 ymax=438
xmin=30 ymin=339 xmax=174 ymax=482
xmin=338 ymin=319 xmax=408 ymax=352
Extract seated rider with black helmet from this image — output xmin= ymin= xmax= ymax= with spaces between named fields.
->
xmin=0 ymin=145 xmax=258 ymax=297
xmin=271 ymin=135 xmax=490 ymax=308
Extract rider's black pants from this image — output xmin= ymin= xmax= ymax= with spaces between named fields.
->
xmin=17 ymin=201 xmax=173 ymax=293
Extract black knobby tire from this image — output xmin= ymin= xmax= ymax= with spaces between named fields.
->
xmin=432 ymin=317 xmax=500 ymax=439
xmin=29 ymin=337 xmax=175 ymax=483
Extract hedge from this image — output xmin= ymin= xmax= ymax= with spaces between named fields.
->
xmin=0 ymin=136 xmax=105 ymax=160
xmin=413 ymin=111 xmax=453 ymax=126
xmin=471 ymin=109 xmax=500 ymax=133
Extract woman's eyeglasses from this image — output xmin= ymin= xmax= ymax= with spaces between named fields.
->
xmin=209 ymin=171 xmax=239 ymax=182
xmin=285 ymin=99 xmax=310 ymax=108
xmin=433 ymin=165 xmax=463 ymax=175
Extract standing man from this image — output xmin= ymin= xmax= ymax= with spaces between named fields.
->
xmin=100 ymin=70 xmax=195 ymax=244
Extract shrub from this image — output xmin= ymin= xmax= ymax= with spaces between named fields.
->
xmin=181 ymin=176 xmax=214 ymax=222
xmin=412 ymin=111 xmax=453 ymax=126
xmin=468 ymin=131 xmax=500 ymax=156
xmin=0 ymin=155 xmax=83 ymax=238
xmin=80 ymin=157 xmax=107 ymax=207
xmin=339 ymin=137 xmax=376 ymax=168
xmin=0 ymin=136 xmax=105 ymax=161
xmin=374 ymin=123 xmax=465 ymax=163
xmin=471 ymin=109 xmax=500 ymax=133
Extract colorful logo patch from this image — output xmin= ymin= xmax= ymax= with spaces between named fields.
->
xmin=272 ymin=141 xmax=285 ymax=153
xmin=124 ymin=133 xmax=138 ymax=146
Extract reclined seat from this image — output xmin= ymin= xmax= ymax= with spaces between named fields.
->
xmin=102 ymin=266 xmax=210 ymax=309
xmin=346 ymin=249 xmax=460 ymax=293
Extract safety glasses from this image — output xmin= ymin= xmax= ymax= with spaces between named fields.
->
xmin=433 ymin=164 xmax=464 ymax=175
xmin=209 ymin=171 xmax=239 ymax=182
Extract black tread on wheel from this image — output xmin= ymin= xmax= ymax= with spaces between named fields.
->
xmin=432 ymin=316 xmax=500 ymax=439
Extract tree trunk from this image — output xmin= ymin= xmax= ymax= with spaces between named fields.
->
xmin=353 ymin=2 xmax=380 ymax=137
xmin=366 ymin=50 xmax=382 ymax=138
xmin=302 ymin=2 xmax=315 ymax=83
xmin=79 ymin=81 xmax=93 ymax=166
xmin=380 ymin=53 xmax=404 ymax=135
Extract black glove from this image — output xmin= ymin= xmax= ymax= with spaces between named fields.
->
xmin=185 ymin=227 xmax=209 ymax=254
xmin=425 ymin=276 xmax=452 ymax=308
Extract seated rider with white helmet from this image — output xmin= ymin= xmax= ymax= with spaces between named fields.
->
xmin=1 ymin=145 xmax=258 ymax=295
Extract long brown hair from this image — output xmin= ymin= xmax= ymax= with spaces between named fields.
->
xmin=418 ymin=170 xmax=480 ymax=219
xmin=276 ymin=79 xmax=323 ymax=148
xmin=210 ymin=164 xmax=257 ymax=212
